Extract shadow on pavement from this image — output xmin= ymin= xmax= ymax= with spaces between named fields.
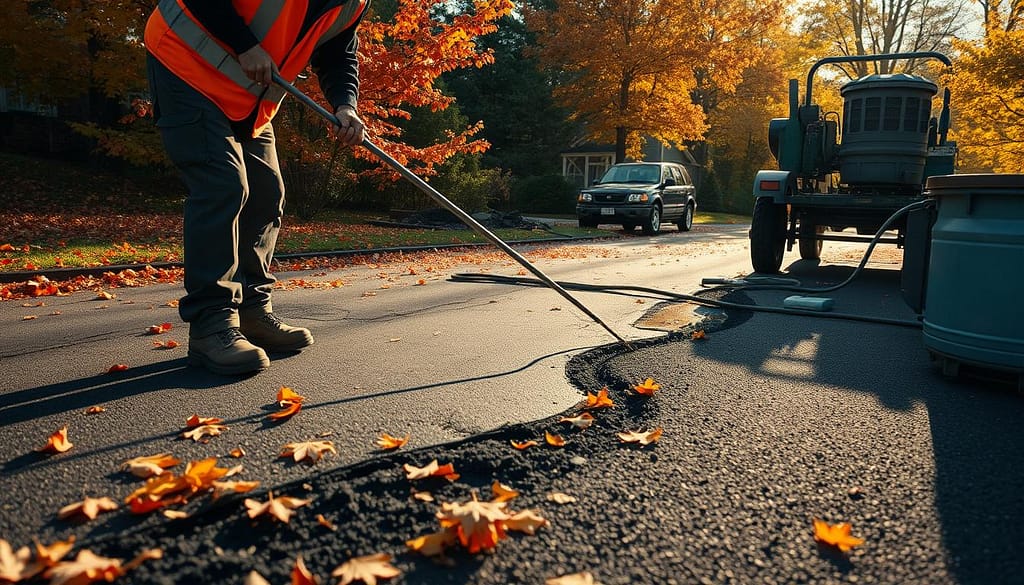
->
xmin=688 ymin=262 xmax=1024 ymax=584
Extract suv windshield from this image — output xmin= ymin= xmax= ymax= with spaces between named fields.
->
xmin=599 ymin=164 xmax=661 ymax=184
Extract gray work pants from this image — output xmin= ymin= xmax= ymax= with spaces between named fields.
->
xmin=146 ymin=54 xmax=284 ymax=338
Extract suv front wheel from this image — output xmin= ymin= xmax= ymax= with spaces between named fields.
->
xmin=641 ymin=204 xmax=662 ymax=235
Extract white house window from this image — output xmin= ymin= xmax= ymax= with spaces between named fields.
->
xmin=562 ymin=153 xmax=613 ymax=188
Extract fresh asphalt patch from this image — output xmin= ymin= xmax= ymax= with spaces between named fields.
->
xmin=46 ymin=279 xmax=1024 ymax=585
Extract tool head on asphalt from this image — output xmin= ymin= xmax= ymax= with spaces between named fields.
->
xmin=271 ymin=73 xmax=632 ymax=348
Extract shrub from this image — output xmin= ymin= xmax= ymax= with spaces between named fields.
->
xmin=510 ymin=174 xmax=577 ymax=214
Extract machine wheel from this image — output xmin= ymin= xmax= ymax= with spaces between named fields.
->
xmin=641 ymin=204 xmax=662 ymax=235
xmin=750 ymin=197 xmax=787 ymax=273
xmin=677 ymin=203 xmax=694 ymax=232
xmin=622 ymin=222 xmax=636 ymax=232
xmin=798 ymin=224 xmax=825 ymax=259
xmin=579 ymin=217 xmax=599 ymax=228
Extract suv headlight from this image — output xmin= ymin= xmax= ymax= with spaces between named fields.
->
xmin=578 ymin=193 xmax=593 ymax=202
xmin=627 ymin=193 xmax=649 ymax=203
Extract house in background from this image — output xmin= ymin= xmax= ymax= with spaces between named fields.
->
xmin=561 ymin=136 xmax=701 ymax=190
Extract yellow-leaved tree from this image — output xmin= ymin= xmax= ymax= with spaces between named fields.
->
xmin=525 ymin=0 xmax=782 ymax=163
xmin=945 ymin=1 xmax=1024 ymax=172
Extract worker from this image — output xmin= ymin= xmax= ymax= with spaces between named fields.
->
xmin=144 ymin=0 xmax=368 ymax=375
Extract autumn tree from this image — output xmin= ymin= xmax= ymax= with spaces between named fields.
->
xmin=799 ymin=0 xmax=973 ymax=77
xmin=945 ymin=1 xmax=1024 ymax=171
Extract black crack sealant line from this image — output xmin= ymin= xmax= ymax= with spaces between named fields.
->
xmin=272 ymin=73 xmax=632 ymax=348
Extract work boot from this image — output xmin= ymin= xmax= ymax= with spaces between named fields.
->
xmin=188 ymin=327 xmax=270 ymax=375
xmin=240 ymin=312 xmax=314 ymax=352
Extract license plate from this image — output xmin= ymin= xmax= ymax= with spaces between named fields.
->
xmin=600 ymin=207 xmax=615 ymax=215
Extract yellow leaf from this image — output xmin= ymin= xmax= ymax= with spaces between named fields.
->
xmin=244 ymin=492 xmax=311 ymax=523
xmin=330 ymin=553 xmax=401 ymax=585
xmin=558 ymin=412 xmax=595 ymax=430
xmin=813 ymin=518 xmax=865 ymax=552
xmin=633 ymin=378 xmax=660 ymax=396
xmin=57 ymin=496 xmax=119 ymax=521
xmin=280 ymin=440 xmax=337 ymax=463
xmin=491 ymin=481 xmax=520 ymax=503
xmin=616 ymin=428 xmax=663 ymax=445
xmin=374 ymin=432 xmax=409 ymax=450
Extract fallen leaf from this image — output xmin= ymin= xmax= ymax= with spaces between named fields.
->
xmin=152 ymin=339 xmax=180 ymax=349
xmin=186 ymin=414 xmax=224 ymax=427
xmin=37 ymin=426 xmax=73 ymax=453
xmin=545 ymin=431 xmax=566 ymax=447
xmin=317 ymin=513 xmax=338 ymax=531
xmin=403 ymin=460 xmax=459 ymax=481
xmin=406 ymin=530 xmax=457 ymax=557
xmin=162 ymin=510 xmax=188 ymax=520
xmin=277 ymin=386 xmax=306 ymax=405
xmin=387 ymin=337 xmax=401 ymax=343
xmin=558 ymin=412 xmax=595 ymax=430
xmin=437 ymin=493 xmax=510 ymax=553
xmin=57 ymin=496 xmax=119 ymax=521
xmin=617 ymin=428 xmax=663 ymax=446
xmin=510 ymin=439 xmax=539 ymax=450
xmin=293 ymin=555 xmax=319 ymax=585
xmin=165 ymin=300 xmax=179 ymax=307
xmin=244 ymin=492 xmax=311 ymax=523
xmin=813 ymin=518 xmax=865 ymax=552
xmin=211 ymin=480 xmax=260 ymax=499
xmin=412 ymin=491 xmax=434 ymax=502
xmin=505 ymin=509 xmax=548 ymax=535
xmin=44 ymin=549 xmax=122 ymax=585
xmin=182 ymin=424 xmax=228 ymax=441
xmin=633 ymin=378 xmax=660 ymax=396
xmin=85 ymin=406 xmax=106 ymax=415
xmin=330 ymin=553 xmax=401 ymax=585
xmin=269 ymin=400 xmax=302 ymax=421
xmin=22 ymin=315 xmax=37 ymax=321
xmin=121 ymin=453 xmax=181 ymax=478
xmin=146 ymin=322 xmax=173 ymax=334
xmin=0 ymin=539 xmax=32 ymax=582
xmin=547 ymin=572 xmax=597 ymax=585
xmin=583 ymin=387 xmax=614 ymax=410
xmin=246 ymin=571 xmax=272 ymax=585
xmin=491 ymin=481 xmax=520 ymax=503
xmin=96 ymin=291 xmax=115 ymax=300
xmin=107 ymin=363 xmax=129 ymax=373
xmin=229 ymin=446 xmax=246 ymax=458
xmin=691 ymin=329 xmax=706 ymax=340
xmin=374 ymin=432 xmax=409 ymax=450
xmin=547 ymin=492 xmax=578 ymax=504
xmin=280 ymin=440 xmax=337 ymax=463
xmin=415 ymin=279 xmax=426 ymax=285
xmin=33 ymin=537 xmax=75 ymax=569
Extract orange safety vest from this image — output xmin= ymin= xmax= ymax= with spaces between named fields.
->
xmin=145 ymin=0 xmax=367 ymax=136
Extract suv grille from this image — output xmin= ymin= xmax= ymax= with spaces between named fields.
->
xmin=591 ymin=193 xmax=627 ymax=204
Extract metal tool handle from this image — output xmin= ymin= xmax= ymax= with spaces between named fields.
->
xmin=271 ymin=73 xmax=630 ymax=346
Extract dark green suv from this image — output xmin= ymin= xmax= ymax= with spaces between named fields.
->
xmin=576 ymin=162 xmax=697 ymax=235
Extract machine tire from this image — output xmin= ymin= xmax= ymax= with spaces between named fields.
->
xmin=641 ymin=204 xmax=662 ymax=235
xmin=750 ymin=197 xmax=787 ymax=273
xmin=579 ymin=217 xmax=599 ymax=228
xmin=677 ymin=203 xmax=694 ymax=232
xmin=622 ymin=222 xmax=636 ymax=232
xmin=798 ymin=224 xmax=825 ymax=259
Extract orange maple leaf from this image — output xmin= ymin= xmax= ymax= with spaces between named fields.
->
xmin=185 ymin=414 xmax=224 ymax=427
xmin=269 ymin=400 xmax=303 ymax=421
xmin=583 ymin=387 xmax=614 ymax=409
xmin=510 ymin=439 xmax=539 ymax=450
xmin=85 ymin=405 xmax=106 ymax=415
xmin=182 ymin=424 xmax=228 ymax=441
xmin=633 ymin=378 xmax=660 ymax=396
xmin=211 ymin=480 xmax=261 ymax=499
xmin=403 ymin=460 xmax=460 ymax=481
xmin=152 ymin=339 xmax=180 ymax=349
xmin=491 ymin=481 xmax=520 ymax=503
xmin=813 ymin=518 xmax=865 ymax=552
xmin=57 ymin=496 xmax=119 ymax=521
xmin=316 ymin=513 xmax=338 ymax=532
xmin=437 ymin=493 xmax=511 ymax=553
xmin=617 ymin=428 xmax=663 ymax=446
xmin=292 ymin=555 xmax=319 ymax=585
xmin=374 ymin=432 xmax=409 ymax=450
xmin=330 ymin=553 xmax=401 ymax=585
xmin=37 ymin=426 xmax=73 ymax=453
xmin=244 ymin=491 xmax=311 ymax=523
xmin=406 ymin=531 xmax=457 ymax=557
xmin=277 ymin=386 xmax=307 ymax=405
xmin=121 ymin=453 xmax=181 ymax=478
xmin=280 ymin=440 xmax=337 ymax=463
xmin=146 ymin=322 xmax=173 ymax=334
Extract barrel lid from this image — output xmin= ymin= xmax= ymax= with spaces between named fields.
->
xmin=926 ymin=174 xmax=1024 ymax=190
xmin=840 ymin=73 xmax=938 ymax=94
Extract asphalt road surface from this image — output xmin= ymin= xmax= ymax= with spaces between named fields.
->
xmin=2 ymin=225 xmax=1022 ymax=584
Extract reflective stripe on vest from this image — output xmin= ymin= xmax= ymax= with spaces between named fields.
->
xmin=147 ymin=0 xmax=366 ymax=132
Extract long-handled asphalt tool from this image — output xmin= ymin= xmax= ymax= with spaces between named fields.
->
xmin=272 ymin=73 xmax=630 ymax=347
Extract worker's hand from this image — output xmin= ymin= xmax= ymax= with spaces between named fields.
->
xmin=238 ymin=45 xmax=277 ymax=87
xmin=333 ymin=105 xmax=365 ymax=147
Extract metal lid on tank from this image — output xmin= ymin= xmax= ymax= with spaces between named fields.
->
xmin=840 ymin=73 xmax=938 ymax=95
xmin=926 ymin=174 xmax=1024 ymax=191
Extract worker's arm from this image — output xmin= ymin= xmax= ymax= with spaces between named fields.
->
xmin=182 ymin=0 xmax=276 ymax=85
xmin=310 ymin=8 xmax=367 ymax=145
